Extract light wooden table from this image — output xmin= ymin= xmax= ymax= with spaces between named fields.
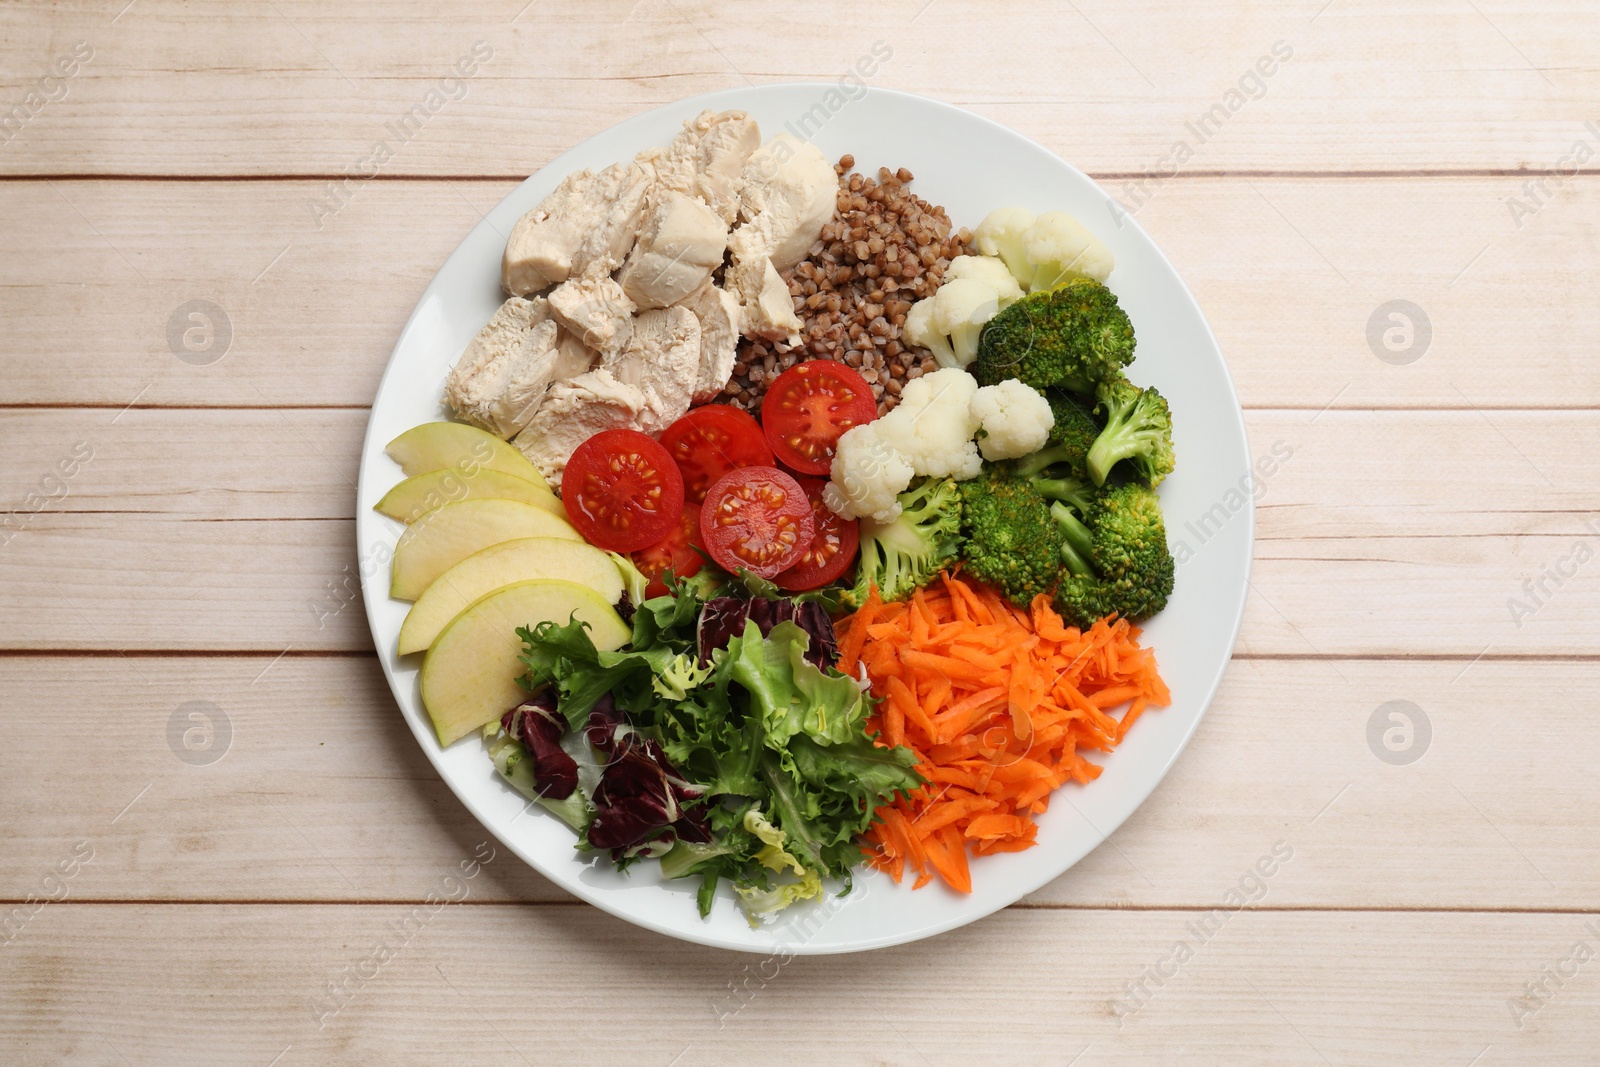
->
xmin=2 ymin=2 xmax=1596 ymax=1063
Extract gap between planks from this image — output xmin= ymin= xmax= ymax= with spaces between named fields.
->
xmin=0 ymin=168 xmax=1591 ymax=183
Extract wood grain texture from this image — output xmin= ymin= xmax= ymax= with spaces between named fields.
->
xmin=1 ymin=176 xmax=1596 ymax=408
xmin=2 ymin=655 xmax=1595 ymax=910
xmin=3 ymin=905 xmax=1596 ymax=1065
xmin=1 ymin=1 xmax=1596 ymax=1058
xmin=2 ymin=408 xmax=1595 ymax=653
xmin=0 ymin=1 xmax=1596 ymax=176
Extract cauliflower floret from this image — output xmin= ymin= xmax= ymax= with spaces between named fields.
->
xmin=823 ymin=422 xmax=914 ymax=523
xmin=875 ymin=368 xmax=982 ymax=480
xmin=975 ymin=207 xmax=1116 ymax=292
xmin=901 ymin=298 xmax=953 ymax=366
xmin=1024 ymin=210 xmax=1115 ymax=290
xmin=902 ymin=265 xmax=1018 ymax=371
xmin=971 ymin=379 xmax=1054 ymax=461
xmin=930 ymin=280 xmax=999 ymax=370
xmin=823 ymin=369 xmax=989 ymax=520
xmin=946 ymin=255 xmax=1025 ymax=307
xmin=973 ymin=207 xmax=1035 ymax=283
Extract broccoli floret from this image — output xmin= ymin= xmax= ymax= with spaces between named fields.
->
xmin=1013 ymin=389 xmax=1103 ymax=480
xmin=1087 ymin=375 xmax=1175 ymax=487
xmin=1032 ymin=474 xmax=1097 ymax=516
xmin=1050 ymin=482 xmax=1175 ymax=627
xmin=958 ymin=468 xmax=1062 ymax=607
xmin=844 ymin=477 xmax=963 ymax=608
xmin=973 ymin=279 xmax=1135 ymax=394
xmin=1051 ymin=502 xmax=1097 ymax=579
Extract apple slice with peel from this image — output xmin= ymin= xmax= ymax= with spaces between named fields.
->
xmin=420 ymin=579 xmax=630 ymax=746
xmin=398 ymin=537 xmax=623 ymax=654
xmin=385 ymin=421 xmax=548 ymax=490
xmin=376 ymin=468 xmax=563 ymax=523
xmin=391 ymin=499 xmax=579 ymax=600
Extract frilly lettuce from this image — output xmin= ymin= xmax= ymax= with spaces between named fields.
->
xmin=733 ymin=808 xmax=823 ymax=922
xmin=513 ymin=589 xmax=923 ymax=921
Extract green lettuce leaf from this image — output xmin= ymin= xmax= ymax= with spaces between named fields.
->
xmin=727 ymin=619 xmax=867 ymax=748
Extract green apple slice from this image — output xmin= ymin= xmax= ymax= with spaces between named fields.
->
xmin=398 ymin=537 xmax=623 ymax=655
xmin=390 ymin=499 xmax=579 ymax=600
xmin=420 ymin=579 xmax=629 ymax=746
xmin=376 ymin=468 xmax=563 ymax=523
xmin=385 ymin=421 xmax=548 ymax=490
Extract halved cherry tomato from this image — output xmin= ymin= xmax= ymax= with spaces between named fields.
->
xmin=775 ymin=476 xmax=859 ymax=591
xmin=561 ymin=429 xmax=683 ymax=553
xmin=659 ymin=405 xmax=774 ymax=505
xmin=699 ymin=466 xmax=814 ymax=579
xmin=632 ymin=508 xmax=704 ymax=599
xmin=760 ymin=360 xmax=878 ymax=475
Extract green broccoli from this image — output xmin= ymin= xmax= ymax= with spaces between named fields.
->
xmin=1087 ymin=375 xmax=1175 ymax=488
xmin=973 ymin=278 xmax=1136 ymax=394
xmin=844 ymin=477 xmax=963 ymax=608
xmin=1031 ymin=474 xmax=1097 ymax=516
xmin=1050 ymin=482 xmax=1175 ymax=627
xmin=958 ymin=468 xmax=1063 ymax=607
xmin=1013 ymin=389 xmax=1102 ymax=480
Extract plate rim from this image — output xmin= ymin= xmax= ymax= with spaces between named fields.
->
xmin=356 ymin=82 xmax=1254 ymax=954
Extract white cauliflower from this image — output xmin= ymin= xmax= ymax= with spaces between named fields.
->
xmin=900 ymin=299 xmax=947 ymax=366
xmin=946 ymin=254 xmax=1025 ymax=307
xmin=973 ymin=206 xmax=1034 ymax=282
xmin=974 ymin=206 xmax=1115 ymax=291
xmin=901 ymin=261 xmax=1020 ymax=370
xmin=823 ymin=368 xmax=987 ymax=520
xmin=1023 ymin=210 xmax=1115 ymax=290
xmin=970 ymin=379 xmax=1054 ymax=461
xmin=823 ymin=422 xmax=914 ymax=523
xmin=875 ymin=368 xmax=982 ymax=480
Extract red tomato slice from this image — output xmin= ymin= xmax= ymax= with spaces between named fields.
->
xmin=775 ymin=476 xmax=859 ymax=591
xmin=760 ymin=360 xmax=878 ymax=475
xmin=561 ymin=429 xmax=683 ymax=553
xmin=699 ymin=466 xmax=815 ymax=579
xmin=659 ymin=405 xmax=774 ymax=505
xmin=631 ymin=508 xmax=704 ymax=599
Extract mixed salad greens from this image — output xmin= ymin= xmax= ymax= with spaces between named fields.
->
xmin=488 ymin=567 xmax=921 ymax=918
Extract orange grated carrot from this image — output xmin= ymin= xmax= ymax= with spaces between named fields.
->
xmin=852 ymin=575 xmax=1169 ymax=894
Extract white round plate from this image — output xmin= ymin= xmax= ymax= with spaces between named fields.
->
xmin=357 ymin=85 xmax=1252 ymax=954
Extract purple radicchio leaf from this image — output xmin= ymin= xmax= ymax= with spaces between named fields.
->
xmin=503 ymin=692 xmax=578 ymax=801
xmin=696 ymin=596 xmax=840 ymax=670
xmin=584 ymin=703 xmax=711 ymax=854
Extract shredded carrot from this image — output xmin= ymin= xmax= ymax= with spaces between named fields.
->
xmin=851 ymin=572 xmax=1170 ymax=894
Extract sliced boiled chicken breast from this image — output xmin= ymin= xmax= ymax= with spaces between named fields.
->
xmin=512 ymin=369 xmax=647 ymax=489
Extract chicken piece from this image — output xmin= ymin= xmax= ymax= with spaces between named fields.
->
xmin=512 ymin=369 xmax=646 ymax=490
xmin=444 ymin=297 xmax=571 ymax=438
xmin=636 ymin=109 xmax=761 ymax=226
xmin=551 ymin=326 xmax=597 ymax=381
xmin=501 ymin=162 xmax=650 ymax=297
xmin=725 ymin=134 xmax=836 ymax=341
xmin=725 ymin=249 xmax=802 ymax=342
xmin=733 ymin=133 xmax=837 ymax=271
xmin=617 ymin=190 xmax=728 ymax=310
xmin=679 ymin=283 xmax=741 ymax=403
xmin=546 ymin=270 xmax=637 ymax=359
xmin=600 ymin=306 xmax=701 ymax=435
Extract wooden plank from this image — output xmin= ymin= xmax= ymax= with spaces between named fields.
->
xmin=3 ymin=655 xmax=1595 ymax=910
xmin=2 ymin=904 xmax=1596 ymax=1062
xmin=0 ymin=1 xmax=1596 ymax=175
xmin=2 ymin=407 xmax=1595 ymax=653
xmin=1 ymin=175 xmax=1595 ymax=409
